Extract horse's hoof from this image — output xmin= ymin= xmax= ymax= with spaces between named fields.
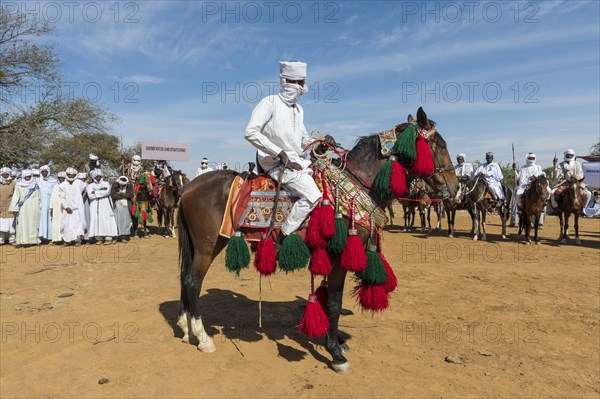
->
xmin=181 ymin=335 xmax=189 ymax=344
xmin=473 ymin=236 xmax=478 ymax=241
xmin=560 ymin=239 xmax=566 ymax=244
xmin=502 ymin=235 xmax=507 ymax=240
xmin=481 ymin=234 xmax=487 ymax=241
xmin=525 ymin=241 xmax=530 ymax=245
xmin=575 ymin=238 xmax=582 ymax=246
xmin=340 ymin=342 xmax=350 ymax=353
xmin=448 ymin=234 xmax=453 ymax=238
xmin=197 ymin=340 xmax=217 ymax=353
xmin=536 ymin=241 xmax=541 ymax=246
xmin=332 ymin=362 xmax=351 ymax=374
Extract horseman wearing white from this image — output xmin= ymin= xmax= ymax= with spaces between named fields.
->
xmin=196 ymin=157 xmax=214 ymax=177
xmin=474 ymin=152 xmax=505 ymax=201
xmin=87 ymin=169 xmax=118 ymax=244
xmin=38 ymin=165 xmax=57 ymax=242
xmin=123 ymin=154 xmax=144 ymax=182
xmin=512 ymin=153 xmax=549 ymax=223
xmin=0 ymin=167 xmax=16 ymax=245
xmin=454 ymin=153 xmax=474 ymax=181
xmin=59 ymin=168 xmax=87 ymax=246
xmin=551 ymin=149 xmax=592 ymax=208
xmin=244 ymin=61 xmax=332 ymax=237
xmin=8 ymin=169 xmax=41 ymax=246
xmin=50 ymin=171 xmax=66 ymax=244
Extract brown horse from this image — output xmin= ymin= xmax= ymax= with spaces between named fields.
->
xmin=518 ymin=174 xmax=549 ymax=245
xmin=554 ymin=177 xmax=585 ymax=245
xmin=176 ymin=107 xmax=458 ymax=373
xmin=157 ymin=170 xmax=184 ymax=237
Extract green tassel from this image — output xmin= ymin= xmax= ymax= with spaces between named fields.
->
xmin=225 ymin=232 xmax=250 ymax=276
xmin=327 ymin=215 xmax=348 ymax=253
xmin=357 ymin=245 xmax=388 ymax=284
xmin=135 ymin=203 xmax=142 ymax=224
xmin=278 ymin=233 xmax=310 ymax=272
xmin=392 ymin=123 xmax=417 ymax=168
xmin=373 ymin=158 xmax=393 ymax=201
xmin=147 ymin=207 xmax=154 ymax=223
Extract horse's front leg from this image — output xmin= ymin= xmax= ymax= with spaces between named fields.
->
xmin=500 ymin=202 xmax=507 ymax=239
xmin=533 ymin=213 xmax=540 ymax=245
xmin=479 ymin=205 xmax=487 ymax=241
xmin=574 ymin=213 xmax=581 ymax=245
xmin=524 ymin=211 xmax=531 ymax=244
xmin=563 ymin=213 xmax=570 ymax=244
xmin=326 ymin=263 xmax=350 ymax=374
xmin=557 ymin=212 xmax=564 ymax=243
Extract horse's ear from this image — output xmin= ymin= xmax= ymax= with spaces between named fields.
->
xmin=407 ymin=114 xmax=415 ymax=123
xmin=417 ymin=107 xmax=431 ymax=130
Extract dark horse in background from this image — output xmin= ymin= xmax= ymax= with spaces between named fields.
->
xmin=518 ymin=174 xmax=549 ymax=245
xmin=157 ymin=170 xmax=185 ymax=237
xmin=553 ymin=177 xmax=585 ymax=245
xmin=176 ymin=107 xmax=458 ymax=373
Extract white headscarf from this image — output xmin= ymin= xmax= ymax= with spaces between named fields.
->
xmin=39 ymin=165 xmax=51 ymax=180
xmin=564 ymin=149 xmax=575 ymax=163
xmin=278 ymin=61 xmax=308 ymax=106
xmin=526 ymin=153 xmax=536 ymax=166
xmin=18 ymin=169 xmax=36 ymax=188
xmin=457 ymin=153 xmax=466 ymax=164
xmin=90 ymin=169 xmax=102 ymax=181
xmin=89 ymin=153 xmax=99 ymax=161
xmin=131 ymin=155 xmax=142 ymax=170
xmin=76 ymin=172 xmax=87 ymax=181
xmin=57 ymin=171 xmax=67 ymax=179
xmin=65 ymin=167 xmax=78 ymax=182
xmin=117 ymin=176 xmax=129 ymax=186
xmin=0 ymin=167 xmax=12 ymax=184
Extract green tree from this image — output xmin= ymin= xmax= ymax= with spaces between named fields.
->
xmin=0 ymin=9 xmax=117 ymax=167
xmin=591 ymin=140 xmax=600 ymax=156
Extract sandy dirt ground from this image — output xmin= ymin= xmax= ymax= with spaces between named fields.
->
xmin=1 ymin=207 xmax=599 ymax=398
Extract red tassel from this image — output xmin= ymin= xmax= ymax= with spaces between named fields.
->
xmin=340 ymin=229 xmax=367 ymax=272
xmin=309 ymin=248 xmax=332 ymax=275
xmin=315 ymin=280 xmax=328 ymax=314
xmin=390 ymin=159 xmax=408 ymax=198
xmin=412 ymin=134 xmax=435 ymax=177
xmin=254 ymin=236 xmax=277 ymax=276
xmin=380 ymin=254 xmax=397 ymax=293
xmin=320 ymin=199 xmax=335 ymax=239
xmin=131 ymin=203 xmax=137 ymax=216
xmin=356 ymin=283 xmax=389 ymax=312
xmin=298 ymin=293 xmax=330 ymax=338
xmin=305 ymin=205 xmax=326 ymax=249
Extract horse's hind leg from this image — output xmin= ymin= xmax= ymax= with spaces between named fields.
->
xmin=574 ymin=213 xmax=581 ymax=245
xmin=170 ymin=209 xmax=177 ymax=238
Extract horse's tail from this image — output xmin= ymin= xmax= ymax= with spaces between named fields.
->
xmin=177 ymin=201 xmax=195 ymax=313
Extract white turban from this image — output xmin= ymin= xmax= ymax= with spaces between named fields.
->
xmin=280 ymin=61 xmax=307 ymax=80
xmin=76 ymin=172 xmax=87 ymax=180
xmin=65 ymin=167 xmax=77 ymax=175
xmin=0 ymin=167 xmax=12 ymax=184
xmin=57 ymin=171 xmax=67 ymax=178
xmin=90 ymin=169 xmax=102 ymax=180
xmin=0 ymin=167 xmax=11 ymax=174
xmin=117 ymin=176 xmax=129 ymax=185
xmin=89 ymin=153 xmax=99 ymax=161
xmin=564 ymin=148 xmax=575 ymax=162
xmin=457 ymin=153 xmax=466 ymax=160
xmin=40 ymin=165 xmax=50 ymax=172
xmin=18 ymin=169 xmax=35 ymax=188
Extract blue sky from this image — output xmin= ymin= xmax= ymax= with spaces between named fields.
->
xmin=20 ymin=0 xmax=600 ymax=176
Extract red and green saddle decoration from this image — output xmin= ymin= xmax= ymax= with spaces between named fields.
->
xmin=373 ymin=123 xmax=435 ymax=201
xmin=131 ymin=173 xmax=155 ymax=224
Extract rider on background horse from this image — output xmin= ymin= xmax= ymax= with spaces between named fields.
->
xmin=244 ymin=60 xmax=335 ymax=243
xmin=122 ymin=154 xmax=145 ymax=183
xmin=550 ymin=149 xmax=592 ymax=210
xmin=511 ymin=153 xmax=550 ymax=226
xmin=474 ymin=152 xmax=505 ymax=202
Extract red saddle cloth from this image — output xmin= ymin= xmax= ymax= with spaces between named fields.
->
xmin=219 ymin=174 xmax=300 ymax=241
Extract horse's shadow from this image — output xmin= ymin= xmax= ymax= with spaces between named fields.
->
xmin=158 ymin=288 xmax=352 ymax=365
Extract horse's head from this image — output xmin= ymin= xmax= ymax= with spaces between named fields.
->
xmin=532 ymin=174 xmax=549 ymax=201
xmin=396 ymin=107 xmax=459 ymax=205
xmin=172 ymin=170 xmax=185 ymax=192
xmin=140 ymin=171 xmax=153 ymax=192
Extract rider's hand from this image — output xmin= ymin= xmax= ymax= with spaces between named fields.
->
xmin=321 ymin=134 xmax=338 ymax=147
xmin=512 ymin=163 xmax=517 ymax=170
xmin=278 ymin=151 xmax=303 ymax=171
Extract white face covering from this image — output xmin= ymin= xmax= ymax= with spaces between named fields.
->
xmin=279 ymin=83 xmax=308 ymax=106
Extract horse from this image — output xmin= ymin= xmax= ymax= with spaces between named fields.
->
xmin=176 ymin=107 xmax=458 ymax=373
xmin=131 ymin=171 xmax=154 ymax=239
xmin=517 ymin=174 xmax=550 ymax=245
xmin=553 ymin=177 xmax=585 ymax=245
xmin=400 ymin=180 xmax=419 ymax=232
xmin=459 ymin=173 xmax=511 ymax=241
xmin=157 ymin=170 xmax=184 ymax=237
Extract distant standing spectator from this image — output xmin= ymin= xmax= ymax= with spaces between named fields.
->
xmin=111 ymin=176 xmax=133 ymax=242
xmin=8 ymin=170 xmax=41 ymax=247
xmin=0 ymin=167 xmax=16 ymax=245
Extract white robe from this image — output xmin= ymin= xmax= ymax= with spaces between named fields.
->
xmin=196 ymin=166 xmax=214 ymax=177
xmin=474 ymin=162 xmax=504 ymax=200
xmin=87 ymin=181 xmax=118 ymax=238
xmin=454 ymin=162 xmax=474 ymax=179
xmin=50 ymin=184 xmax=63 ymax=242
xmin=38 ymin=177 xmax=56 ymax=240
xmin=244 ymin=94 xmax=321 ymax=235
xmin=8 ymin=184 xmax=41 ymax=245
xmin=59 ymin=180 xmax=87 ymax=242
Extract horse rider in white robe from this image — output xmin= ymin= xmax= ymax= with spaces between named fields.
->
xmin=511 ymin=153 xmax=550 ymax=226
xmin=550 ymin=149 xmax=592 ymax=209
xmin=8 ymin=169 xmax=41 ymax=247
xmin=38 ymin=165 xmax=57 ymax=242
xmin=59 ymin=168 xmax=87 ymax=246
xmin=454 ymin=153 xmax=474 ymax=181
xmin=196 ymin=157 xmax=214 ymax=177
xmin=50 ymin=171 xmax=66 ymax=244
xmin=87 ymin=169 xmax=118 ymax=244
xmin=0 ymin=167 xmax=16 ymax=245
xmin=244 ymin=61 xmax=335 ymax=238
xmin=474 ymin=152 xmax=505 ymax=201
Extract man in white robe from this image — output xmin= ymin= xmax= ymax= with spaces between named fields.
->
xmin=59 ymin=168 xmax=87 ymax=246
xmin=87 ymin=169 xmax=118 ymax=244
xmin=196 ymin=157 xmax=214 ymax=177
xmin=8 ymin=170 xmax=41 ymax=246
xmin=38 ymin=165 xmax=57 ymax=242
xmin=110 ymin=176 xmax=133 ymax=241
xmin=551 ymin=149 xmax=592 ymax=209
xmin=244 ymin=61 xmax=334 ymax=239
xmin=77 ymin=172 xmax=91 ymax=241
xmin=510 ymin=153 xmax=550 ymax=226
xmin=474 ymin=152 xmax=505 ymax=201
xmin=50 ymin=172 xmax=66 ymax=244
xmin=454 ymin=153 xmax=474 ymax=181
xmin=0 ymin=167 xmax=16 ymax=245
